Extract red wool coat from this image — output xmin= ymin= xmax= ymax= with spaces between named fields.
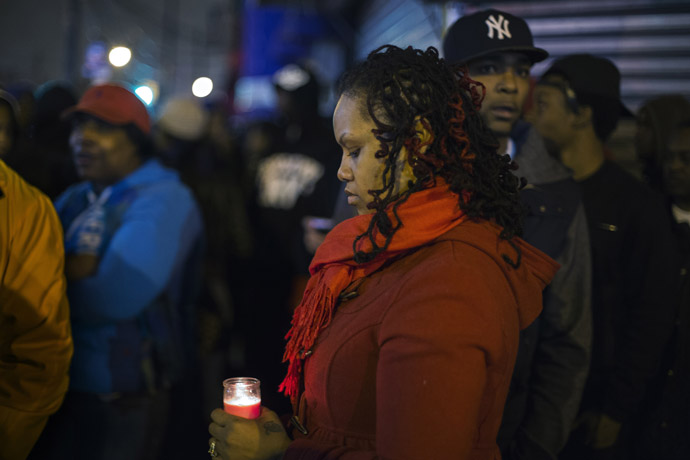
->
xmin=284 ymin=219 xmax=558 ymax=460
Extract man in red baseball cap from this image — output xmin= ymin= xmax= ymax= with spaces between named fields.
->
xmin=62 ymin=84 xmax=152 ymax=190
xmin=31 ymin=84 xmax=204 ymax=460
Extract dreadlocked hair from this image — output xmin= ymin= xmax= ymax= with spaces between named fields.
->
xmin=338 ymin=45 xmax=525 ymax=265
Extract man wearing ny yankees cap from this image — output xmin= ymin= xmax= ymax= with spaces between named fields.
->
xmin=444 ymin=9 xmax=593 ymax=460
xmin=30 ymin=84 xmax=204 ymax=460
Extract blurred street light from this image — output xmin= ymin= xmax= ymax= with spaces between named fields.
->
xmin=135 ymin=85 xmax=154 ymax=105
xmin=192 ymin=77 xmax=213 ymax=97
xmin=109 ymin=46 xmax=132 ymax=67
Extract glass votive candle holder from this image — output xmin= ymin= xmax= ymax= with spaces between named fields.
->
xmin=223 ymin=377 xmax=261 ymax=419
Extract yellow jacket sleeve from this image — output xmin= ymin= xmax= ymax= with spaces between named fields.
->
xmin=0 ymin=161 xmax=73 ymax=460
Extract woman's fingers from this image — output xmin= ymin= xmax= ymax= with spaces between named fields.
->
xmin=208 ymin=407 xmax=290 ymax=460
xmin=209 ymin=422 xmax=225 ymax=441
xmin=211 ymin=408 xmax=231 ymax=426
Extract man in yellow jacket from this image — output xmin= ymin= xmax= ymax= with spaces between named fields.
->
xmin=0 ymin=154 xmax=73 ymax=459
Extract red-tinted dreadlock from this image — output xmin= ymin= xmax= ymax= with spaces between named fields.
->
xmin=338 ymin=45 xmax=525 ymax=264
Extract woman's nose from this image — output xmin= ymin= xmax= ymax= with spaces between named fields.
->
xmin=337 ymin=155 xmax=352 ymax=182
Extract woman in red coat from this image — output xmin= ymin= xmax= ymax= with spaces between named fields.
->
xmin=208 ymin=45 xmax=558 ymax=460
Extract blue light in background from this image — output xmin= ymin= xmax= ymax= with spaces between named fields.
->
xmin=135 ymin=85 xmax=154 ymax=105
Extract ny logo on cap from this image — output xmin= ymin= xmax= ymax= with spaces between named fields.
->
xmin=485 ymin=14 xmax=511 ymax=40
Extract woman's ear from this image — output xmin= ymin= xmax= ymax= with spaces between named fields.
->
xmin=394 ymin=117 xmax=431 ymax=192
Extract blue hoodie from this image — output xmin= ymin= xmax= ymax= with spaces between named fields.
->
xmin=55 ymin=159 xmax=203 ymax=394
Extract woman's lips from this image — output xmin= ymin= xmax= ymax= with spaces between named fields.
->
xmin=345 ymin=189 xmax=357 ymax=205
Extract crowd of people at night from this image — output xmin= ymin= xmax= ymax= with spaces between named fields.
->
xmin=1 ymin=7 xmax=689 ymax=460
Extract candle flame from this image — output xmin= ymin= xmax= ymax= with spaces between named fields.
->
xmin=224 ymin=395 xmax=260 ymax=406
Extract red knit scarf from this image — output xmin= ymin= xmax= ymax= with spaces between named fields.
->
xmin=279 ymin=182 xmax=469 ymax=400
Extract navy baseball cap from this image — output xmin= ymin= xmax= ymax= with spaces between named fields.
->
xmin=542 ymin=54 xmax=633 ymax=116
xmin=443 ymin=9 xmax=548 ymax=64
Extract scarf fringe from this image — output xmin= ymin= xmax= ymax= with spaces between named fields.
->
xmin=280 ymin=271 xmax=341 ymax=399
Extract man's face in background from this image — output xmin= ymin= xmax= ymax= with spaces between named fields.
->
xmin=70 ymin=116 xmax=141 ymax=187
xmin=530 ymin=75 xmax=579 ymax=158
xmin=467 ymin=52 xmax=532 ymax=139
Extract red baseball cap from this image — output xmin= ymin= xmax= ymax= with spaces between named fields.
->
xmin=63 ymin=84 xmax=151 ymax=134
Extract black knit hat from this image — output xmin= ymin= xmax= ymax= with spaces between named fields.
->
xmin=542 ymin=54 xmax=633 ymax=116
xmin=443 ymin=9 xmax=548 ymax=64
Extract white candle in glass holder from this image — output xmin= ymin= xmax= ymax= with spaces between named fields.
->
xmin=223 ymin=377 xmax=261 ymax=419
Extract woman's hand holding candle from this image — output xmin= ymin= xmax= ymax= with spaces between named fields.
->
xmin=209 ymin=407 xmax=291 ymax=460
